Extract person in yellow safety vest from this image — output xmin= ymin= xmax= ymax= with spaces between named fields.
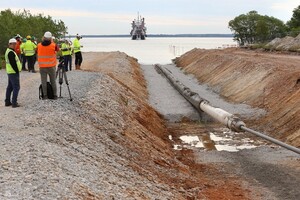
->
xmin=5 ymin=38 xmax=22 ymax=108
xmin=61 ymin=39 xmax=72 ymax=71
xmin=73 ymin=34 xmax=83 ymax=70
xmin=20 ymin=38 xmax=27 ymax=71
xmin=23 ymin=35 xmax=37 ymax=73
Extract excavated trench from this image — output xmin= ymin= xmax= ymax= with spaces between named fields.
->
xmin=141 ymin=64 xmax=266 ymax=152
xmin=141 ymin=63 xmax=300 ymax=200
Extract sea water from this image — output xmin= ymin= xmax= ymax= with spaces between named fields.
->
xmin=80 ymin=37 xmax=236 ymax=64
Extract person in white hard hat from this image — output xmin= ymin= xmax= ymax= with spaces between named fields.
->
xmin=73 ymin=34 xmax=83 ymax=70
xmin=4 ymin=38 xmax=22 ymax=108
xmin=37 ymin=31 xmax=60 ymax=100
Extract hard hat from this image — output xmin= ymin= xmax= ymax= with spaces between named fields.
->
xmin=44 ymin=31 xmax=52 ymax=39
xmin=31 ymin=36 xmax=36 ymax=40
xmin=9 ymin=38 xmax=17 ymax=44
xmin=26 ymin=35 xmax=31 ymax=39
xmin=15 ymin=34 xmax=21 ymax=39
xmin=22 ymin=38 xmax=27 ymax=43
xmin=76 ymin=34 xmax=82 ymax=39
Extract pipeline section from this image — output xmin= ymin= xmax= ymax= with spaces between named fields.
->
xmin=155 ymin=64 xmax=300 ymax=154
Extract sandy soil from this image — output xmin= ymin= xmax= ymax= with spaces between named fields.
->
xmin=174 ymin=48 xmax=300 ymax=147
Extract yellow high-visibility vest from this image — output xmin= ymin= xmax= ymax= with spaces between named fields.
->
xmin=61 ymin=42 xmax=72 ymax=56
xmin=23 ymin=40 xmax=37 ymax=56
xmin=5 ymin=48 xmax=22 ymax=74
xmin=73 ymin=38 xmax=81 ymax=53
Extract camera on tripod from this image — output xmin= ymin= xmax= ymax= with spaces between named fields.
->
xmin=56 ymin=56 xmax=73 ymax=101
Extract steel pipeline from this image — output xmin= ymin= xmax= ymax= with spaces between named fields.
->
xmin=155 ymin=64 xmax=300 ymax=155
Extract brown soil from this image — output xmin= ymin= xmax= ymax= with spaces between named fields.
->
xmin=81 ymin=52 xmax=252 ymax=199
xmin=174 ymin=48 xmax=300 ymax=147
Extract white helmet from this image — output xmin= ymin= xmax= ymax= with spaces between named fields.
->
xmin=44 ymin=31 xmax=52 ymax=39
xmin=9 ymin=38 xmax=17 ymax=44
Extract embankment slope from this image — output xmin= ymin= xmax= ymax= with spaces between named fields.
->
xmin=174 ymin=48 xmax=300 ymax=147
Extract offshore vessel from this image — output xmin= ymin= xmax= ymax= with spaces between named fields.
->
xmin=130 ymin=13 xmax=147 ymax=40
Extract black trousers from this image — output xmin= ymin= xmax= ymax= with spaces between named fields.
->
xmin=75 ymin=52 xmax=83 ymax=66
xmin=21 ymin=54 xmax=27 ymax=70
xmin=26 ymin=55 xmax=35 ymax=71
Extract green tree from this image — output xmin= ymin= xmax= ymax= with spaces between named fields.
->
xmin=287 ymin=5 xmax=300 ymax=36
xmin=0 ymin=9 xmax=67 ymax=55
xmin=228 ymin=11 xmax=287 ymax=45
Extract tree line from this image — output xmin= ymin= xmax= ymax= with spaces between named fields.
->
xmin=228 ymin=5 xmax=300 ymax=45
xmin=0 ymin=9 xmax=67 ymax=55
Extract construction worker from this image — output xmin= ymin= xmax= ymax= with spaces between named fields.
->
xmin=23 ymin=35 xmax=37 ymax=73
xmin=14 ymin=34 xmax=22 ymax=60
xmin=20 ymin=38 xmax=27 ymax=71
xmin=37 ymin=31 xmax=59 ymax=100
xmin=5 ymin=38 xmax=22 ymax=108
xmin=31 ymin=36 xmax=38 ymax=66
xmin=61 ymin=39 xmax=72 ymax=71
xmin=73 ymin=34 xmax=83 ymax=70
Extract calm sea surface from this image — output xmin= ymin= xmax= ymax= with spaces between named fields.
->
xmin=80 ymin=37 xmax=236 ymax=64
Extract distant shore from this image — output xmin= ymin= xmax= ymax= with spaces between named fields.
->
xmin=67 ymin=34 xmax=233 ymax=38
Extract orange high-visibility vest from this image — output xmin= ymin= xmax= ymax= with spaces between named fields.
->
xmin=37 ymin=43 xmax=57 ymax=68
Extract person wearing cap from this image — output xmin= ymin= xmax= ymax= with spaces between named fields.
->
xmin=37 ymin=31 xmax=59 ymax=100
xmin=4 ymin=38 xmax=22 ymax=108
xmin=23 ymin=35 xmax=37 ymax=73
xmin=73 ymin=34 xmax=83 ymax=70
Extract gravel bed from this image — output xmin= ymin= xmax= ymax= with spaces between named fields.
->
xmin=0 ymin=69 xmax=179 ymax=199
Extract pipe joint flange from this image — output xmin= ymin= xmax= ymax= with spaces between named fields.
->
xmin=229 ymin=116 xmax=246 ymax=132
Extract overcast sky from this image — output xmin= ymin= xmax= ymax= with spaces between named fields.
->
xmin=0 ymin=0 xmax=299 ymax=35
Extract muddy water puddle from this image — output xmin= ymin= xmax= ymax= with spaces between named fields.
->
xmin=168 ymin=123 xmax=266 ymax=152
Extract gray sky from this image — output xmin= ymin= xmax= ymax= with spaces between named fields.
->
xmin=1 ymin=0 xmax=299 ymax=35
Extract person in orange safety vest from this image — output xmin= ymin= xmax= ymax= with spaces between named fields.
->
xmin=37 ymin=31 xmax=59 ymax=100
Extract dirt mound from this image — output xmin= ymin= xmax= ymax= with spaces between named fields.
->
xmin=174 ymin=48 xmax=300 ymax=147
xmin=266 ymin=34 xmax=300 ymax=51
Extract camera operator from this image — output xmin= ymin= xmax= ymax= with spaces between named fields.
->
xmin=37 ymin=31 xmax=59 ymax=100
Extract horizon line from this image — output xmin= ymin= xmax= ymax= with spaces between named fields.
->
xmin=65 ymin=33 xmax=233 ymax=38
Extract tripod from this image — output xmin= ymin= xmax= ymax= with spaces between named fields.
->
xmin=56 ymin=58 xmax=73 ymax=101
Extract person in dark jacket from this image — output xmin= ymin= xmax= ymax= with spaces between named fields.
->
xmin=5 ymin=38 xmax=22 ymax=108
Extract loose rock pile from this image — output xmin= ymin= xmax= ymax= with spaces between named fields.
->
xmin=265 ymin=34 xmax=300 ymax=51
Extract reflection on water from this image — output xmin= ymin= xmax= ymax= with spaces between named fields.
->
xmin=179 ymin=136 xmax=204 ymax=148
xmin=171 ymin=128 xmax=264 ymax=152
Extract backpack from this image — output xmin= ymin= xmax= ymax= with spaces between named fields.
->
xmin=39 ymin=82 xmax=54 ymax=99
